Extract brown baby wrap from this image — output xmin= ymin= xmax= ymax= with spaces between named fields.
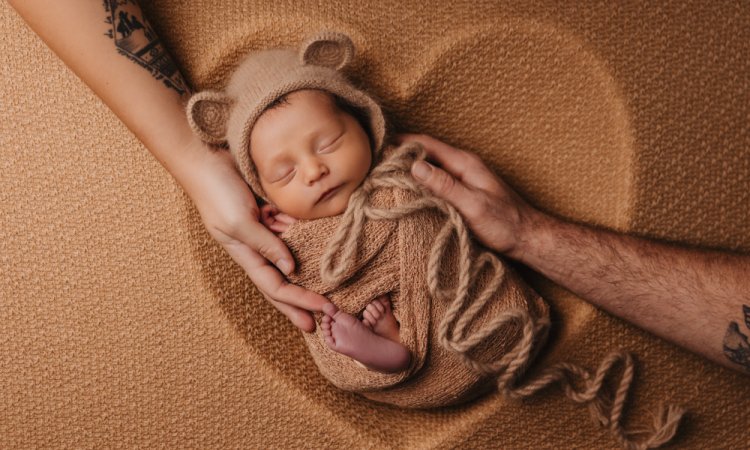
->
xmin=278 ymin=142 xmax=685 ymax=448
xmin=280 ymin=142 xmax=550 ymax=408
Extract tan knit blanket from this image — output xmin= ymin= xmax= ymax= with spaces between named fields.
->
xmin=281 ymin=143 xmax=550 ymax=408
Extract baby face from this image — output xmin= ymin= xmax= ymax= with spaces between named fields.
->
xmin=250 ymin=89 xmax=373 ymax=220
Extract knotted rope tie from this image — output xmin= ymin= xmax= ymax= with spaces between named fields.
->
xmin=319 ymin=142 xmax=683 ymax=449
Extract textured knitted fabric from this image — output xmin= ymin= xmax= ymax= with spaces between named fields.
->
xmin=277 ymin=142 xmax=685 ymax=450
xmin=186 ymin=31 xmax=387 ymax=202
xmin=281 ymin=144 xmax=549 ymax=408
xmin=5 ymin=1 xmax=750 ymax=448
xmin=185 ymin=30 xmax=550 ymax=408
xmin=182 ymin=27 xmax=688 ymax=445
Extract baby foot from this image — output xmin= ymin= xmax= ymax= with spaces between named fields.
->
xmin=361 ymin=295 xmax=401 ymax=343
xmin=320 ymin=303 xmax=411 ymax=374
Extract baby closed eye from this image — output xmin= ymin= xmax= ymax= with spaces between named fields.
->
xmin=275 ymin=169 xmax=295 ymax=184
xmin=318 ymin=133 xmax=343 ymax=153
xmin=269 ymin=133 xmax=343 ymax=185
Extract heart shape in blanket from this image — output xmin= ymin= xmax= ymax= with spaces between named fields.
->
xmin=187 ymin=16 xmax=633 ymax=412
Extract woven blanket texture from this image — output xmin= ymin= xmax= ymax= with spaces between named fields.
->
xmin=1 ymin=0 xmax=748 ymax=448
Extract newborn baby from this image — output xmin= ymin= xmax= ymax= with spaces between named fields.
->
xmin=185 ymin=32 xmax=687 ymax=449
xmin=186 ymin=30 xmax=550 ymax=408
xmin=252 ymin=88 xmax=412 ymax=373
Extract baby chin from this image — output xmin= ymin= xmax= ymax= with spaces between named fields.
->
xmin=311 ymin=183 xmax=355 ymax=218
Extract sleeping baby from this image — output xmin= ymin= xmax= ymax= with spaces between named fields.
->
xmin=185 ymin=30 xmax=684 ymax=448
xmin=186 ymin=30 xmax=550 ymax=407
xmin=252 ymin=87 xmax=413 ymax=374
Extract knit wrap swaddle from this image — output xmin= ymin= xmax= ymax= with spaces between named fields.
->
xmin=184 ymin=28 xmax=684 ymax=446
xmin=280 ymin=142 xmax=685 ymax=449
xmin=280 ymin=142 xmax=550 ymax=408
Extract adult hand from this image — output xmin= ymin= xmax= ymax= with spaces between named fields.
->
xmin=183 ymin=145 xmax=330 ymax=333
xmin=397 ymin=133 xmax=545 ymax=260
xmin=9 ymin=0 xmax=331 ymax=333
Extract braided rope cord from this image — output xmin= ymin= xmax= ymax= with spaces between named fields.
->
xmin=319 ymin=142 xmax=684 ymax=449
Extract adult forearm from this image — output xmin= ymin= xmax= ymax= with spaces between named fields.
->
xmin=9 ymin=0 xmax=205 ymax=189
xmin=514 ymin=211 xmax=750 ymax=374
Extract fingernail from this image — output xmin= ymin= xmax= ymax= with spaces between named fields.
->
xmin=412 ymin=160 xmax=432 ymax=180
xmin=278 ymin=259 xmax=293 ymax=275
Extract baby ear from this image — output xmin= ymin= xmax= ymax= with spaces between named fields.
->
xmin=300 ymin=31 xmax=355 ymax=71
xmin=186 ymin=90 xmax=233 ymax=145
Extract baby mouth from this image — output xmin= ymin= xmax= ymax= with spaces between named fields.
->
xmin=317 ymin=184 xmax=343 ymax=204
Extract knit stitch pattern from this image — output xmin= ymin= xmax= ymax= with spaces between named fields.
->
xmin=281 ymin=144 xmax=550 ymax=408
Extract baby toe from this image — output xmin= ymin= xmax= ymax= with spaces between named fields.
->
xmin=372 ymin=300 xmax=385 ymax=314
xmin=377 ymin=296 xmax=392 ymax=313
xmin=360 ymin=313 xmax=373 ymax=326
xmin=322 ymin=302 xmax=339 ymax=317
xmin=366 ymin=303 xmax=382 ymax=319
xmin=363 ymin=308 xmax=376 ymax=324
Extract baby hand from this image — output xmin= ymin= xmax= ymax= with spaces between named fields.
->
xmin=260 ymin=203 xmax=297 ymax=234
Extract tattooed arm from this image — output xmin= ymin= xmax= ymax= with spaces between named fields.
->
xmin=400 ymin=133 xmax=750 ymax=375
xmin=8 ymin=0 xmax=331 ymax=332
xmin=9 ymin=0 xmax=193 ymax=179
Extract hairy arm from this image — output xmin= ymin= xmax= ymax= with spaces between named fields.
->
xmin=515 ymin=213 xmax=750 ymax=373
xmin=402 ymin=133 xmax=750 ymax=374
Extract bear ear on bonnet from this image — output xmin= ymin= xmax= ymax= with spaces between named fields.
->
xmin=300 ymin=31 xmax=355 ymax=71
xmin=186 ymin=90 xmax=234 ymax=146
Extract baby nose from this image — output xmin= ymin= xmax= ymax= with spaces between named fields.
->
xmin=302 ymin=158 xmax=329 ymax=184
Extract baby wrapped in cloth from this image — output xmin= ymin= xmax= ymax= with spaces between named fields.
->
xmin=280 ymin=141 xmax=551 ymax=408
xmin=186 ymin=31 xmax=685 ymax=448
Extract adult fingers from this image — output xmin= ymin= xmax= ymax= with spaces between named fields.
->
xmin=397 ymin=133 xmax=506 ymax=194
xmin=232 ymin=218 xmax=296 ymax=276
xmin=395 ymin=133 xmax=479 ymax=182
xmin=222 ymin=239 xmax=330 ymax=313
xmin=410 ymin=158 xmax=477 ymax=210
xmin=265 ymin=295 xmax=317 ymax=333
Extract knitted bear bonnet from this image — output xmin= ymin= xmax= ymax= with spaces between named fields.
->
xmin=186 ymin=31 xmax=387 ymax=203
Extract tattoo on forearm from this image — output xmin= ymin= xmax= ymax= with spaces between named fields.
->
xmin=103 ymin=0 xmax=188 ymax=95
xmin=723 ymin=304 xmax=750 ymax=372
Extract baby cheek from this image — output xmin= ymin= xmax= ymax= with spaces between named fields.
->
xmin=285 ymin=186 xmax=322 ymax=219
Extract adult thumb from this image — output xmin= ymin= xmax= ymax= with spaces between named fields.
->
xmin=411 ymin=160 xmax=468 ymax=207
xmin=236 ymin=220 xmax=295 ymax=276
